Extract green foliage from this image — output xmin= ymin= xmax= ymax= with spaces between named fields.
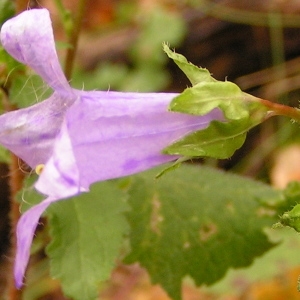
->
xmin=0 ymin=46 xmax=25 ymax=87
xmin=169 ymin=81 xmax=250 ymax=117
xmin=16 ymin=174 xmax=44 ymax=212
xmin=210 ymin=229 xmax=300 ymax=295
xmin=273 ymin=182 xmax=300 ymax=232
xmin=273 ymin=181 xmax=300 ymax=215
xmin=163 ymin=45 xmax=269 ymax=159
xmin=0 ymin=0 xmax=15 ymax=26
xmin=125 ymin=164 xmax=279 ymax=300
xmin=10 ymin=74 xmax=53 ymax=108
xmin=164 ymin=119 xmax=249 ymax=159
xmin=45 ymin=181 xmax=129 ymax=300
xmin=126 ymin=7 xmax=185 ymax=91
xmin=115 ymin=1 xmax=138 ymax=25
xmin=163 ymin=44 xmax=216 ymax=86
xmin=132 ymin=7 xmax=186 ymax=66
xmin=278 ymin=204 xmax=300 ymax=232
xmin=121 ymin=65 xmax=170 ymax=92
xmin=0 ymin=83 xmax=10 ymax=163
xmin=72 ymin=63 xmax=129 ymax=91
xmin=0 ymin=145 xmax=10 ymax=163
xmin=73 ymin=7 xmax=186 ymax=92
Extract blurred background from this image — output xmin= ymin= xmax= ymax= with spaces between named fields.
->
xmin=2 ymin=0 xmax=300 ymax=299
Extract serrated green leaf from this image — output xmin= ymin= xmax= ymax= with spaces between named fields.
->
xmin=278 ymin=181 xmax=300 ymax=213
xmin=163 ymin=44 xmax=216 ymax=85
xmin=125 ymin=164 xmax=279 ymax=300
xmin=164 ymin=46 xmax=270 ymax=159
xmin=46 ymin=181 xmax=129 ymax=300
xmin=170 ymin=81 xmax=250 ymax=118
xmin=164 ymin=86 xmax=268 ymax=158
xmin=277 ymin=203 xmax=300 ymax=232
xmin=272 ymin=182 xmax=300 ymax=232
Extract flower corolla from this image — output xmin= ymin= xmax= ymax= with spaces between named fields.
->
xmin=0 ymin=9 xmax=221 ymax=287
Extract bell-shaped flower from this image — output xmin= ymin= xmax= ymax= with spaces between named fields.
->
xmin=0 ymin=9 xmax=221 ymax=288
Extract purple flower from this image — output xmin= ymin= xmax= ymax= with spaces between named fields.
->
xmin=0 ymin=9 xmax=221 ymax=288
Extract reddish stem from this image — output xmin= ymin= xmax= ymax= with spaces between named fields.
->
xmin=260 ymin=98 xmax=300 ymax=121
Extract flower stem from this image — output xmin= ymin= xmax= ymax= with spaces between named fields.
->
xmin=62 ymin=0 xmax=88 ymax=80
xmin=260 ymin=98 xmax=300 ymax=122
xmin=53 ymin=0 xmax=67 ymax=18
xmin=53 ymin=0 xmax=73 ymax=38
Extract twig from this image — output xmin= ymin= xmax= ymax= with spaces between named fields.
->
xmin=63 ymin=0 xmax=88 ymax=80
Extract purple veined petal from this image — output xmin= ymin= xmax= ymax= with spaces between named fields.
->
xmin=36 ymin=90 xmax=223 ymax=193
xmin=16 ymin=121 xmax=82 ymax=286
xmin=35 ymin=118 xmax=82 ymax=198
xmin=14 ymin=197 xmax=57 ymax=288
xmin=0 ymin=9 xmax=71 ymax=92
xmin=0 ymin=92 xmax=75 ymax=168
xmin=70 ymin=91 xmax=222 ymax=188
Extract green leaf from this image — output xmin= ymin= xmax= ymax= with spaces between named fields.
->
xmin=125 ymin=164 xmax=279 ymax=300
xmin=0 ymin=0 xmax=15 ymax=26
xmin=164 ymin=119 xmax=248 ymax=158
xmin=169 ymin=81 xmax=250 ymax=118
xmin=163 ymin=44 xmax=216 ymax=85
xmin=277 ymin=181 xmax=300 ymax=213
xmin=272 ymin=182 xmax=300 ymax=232
xmin=277 ymin=204 xmax=300 ymax=232
xmin=163 ymin=81 xmax=264 ymax=158
xmin=164 ymin=46 xmax=270 ymax=159
xmin=164 ymin=94 xmax=267 ymax=158
xmin=46 ymin=181 xmax=129 ymax=300
xmin=163 ymin=90 xmax=268 ymax=159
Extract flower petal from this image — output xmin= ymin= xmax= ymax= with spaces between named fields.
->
xmin=36 ymin=90 xmax=222 ymax=192
xmin=0 ymin=9 xmax=70 ymax=92
xmin=0 ymin=92 xmax=75 ymax=168
xmin=14 ymin=197 xmax=56 ymax=288
xmin=14 ymin=119 xmax=83 ymax=286
xmin=35 ymin=118 xmax=82 ymax=198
